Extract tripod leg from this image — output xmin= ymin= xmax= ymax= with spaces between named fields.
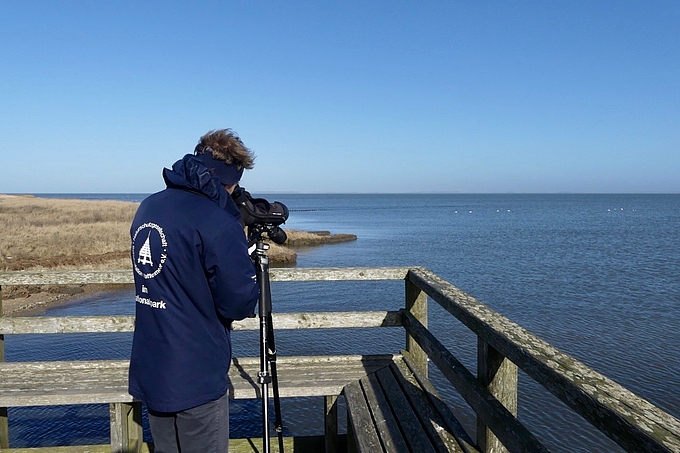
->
xmin=266 ymin=313 xmax=285 ymax=453
xmin=253 ymin=238 xmax=284 ymax=453
xmin=260 ymin=313 xmax=272 ymax=453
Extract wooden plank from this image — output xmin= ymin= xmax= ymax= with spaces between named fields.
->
xmin=398 ymin=354 xmax=479 ymax=453
xmin=407 ymin=267 xmax=680 ymax=453
xmin=0 ymin=355 xmax=397 ymax=407
xmin=325 ymin=395 xmax=339 ymax=453
xmin=375 ymin=366 xmax=437 ymax=453
xmin=270 ymin=267 xmax=410 ymax=282
xmin=401 ymin=311 xmax=549 ymax=453
xmin=230 ymin=354 xmax=397 ymax=399
xmin=0 ymin=316 xmax=136 ymax=334
xmin=0 ymin=267 xmax=411 ymax=286
xmin=344 ymin=380 xmax=383 ymax=453
xmin=232 ymin=311 xmax=403 ymax=331
xmin=0 ymin=270 xmax=133 ymax=285
xmin=361 ymin=373 xmax=409 ymax=452
xmin=0 ymin=311 xmax=402 ymax=335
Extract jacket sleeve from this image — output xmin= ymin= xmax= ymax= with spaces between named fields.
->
xmin=203 ymin=219 xmax=259 ymax=321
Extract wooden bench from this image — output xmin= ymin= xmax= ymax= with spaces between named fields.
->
xmin=0 ymin=312 xmax=402 ymax=453
xmin=344 ymin=353 xmax=479 ymax=453
xmin=0 ymin=354 xmax=396 ymax=452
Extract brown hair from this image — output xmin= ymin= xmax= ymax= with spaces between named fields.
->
xmin=194 ymin=129 xmax=256 ymax=170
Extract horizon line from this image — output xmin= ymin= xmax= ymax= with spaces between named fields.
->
xmin=5 ymin=191 xmax=680 ymax=196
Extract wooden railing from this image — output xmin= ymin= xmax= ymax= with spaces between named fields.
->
xmin=0 ymin=267 xmax=679 ymax=453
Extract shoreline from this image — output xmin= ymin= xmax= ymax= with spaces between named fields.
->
xmin=1 ymin=284 xmax=134 ymax=316
xmin=1 ymin=193 xmax=357 ymax=316
xmin=1 ymin=232 xmax=355 ymax=316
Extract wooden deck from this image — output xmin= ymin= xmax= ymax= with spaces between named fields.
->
xmin=1 ymin=267 xmax=679 ymax=453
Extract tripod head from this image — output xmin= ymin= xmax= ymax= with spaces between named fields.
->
xmin=247 ymin=222 xmax=287 ymax=249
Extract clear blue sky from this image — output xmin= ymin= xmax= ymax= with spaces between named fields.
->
xmin=1 ymin=1 xmax=678 ymax=194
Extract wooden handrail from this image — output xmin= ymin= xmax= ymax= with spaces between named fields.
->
xmin=0 ymin=267 xmax=412 ymax=285
xmin=401 ymin=310 xmax=549 ymax=453
xmin=406 ymin=267 xmax=680 ymax=453
xmin=0 ymin=311 xmax=402 ymax=334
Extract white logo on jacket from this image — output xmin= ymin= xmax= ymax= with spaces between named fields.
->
xmin=132 ymin=222 xmax=168 ymax=279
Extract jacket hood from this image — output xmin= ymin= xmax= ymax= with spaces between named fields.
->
xmin=162 ymin=154 xmax=242 ymax=219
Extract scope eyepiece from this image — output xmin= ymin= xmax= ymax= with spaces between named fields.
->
xmin=231 ymin=185 xmax=289 ymax=227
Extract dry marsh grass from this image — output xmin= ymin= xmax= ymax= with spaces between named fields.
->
xmin=0 ymin=194 xmax=356 ymax=272
xmin=0 ymin=195 xmax=137 ymax=271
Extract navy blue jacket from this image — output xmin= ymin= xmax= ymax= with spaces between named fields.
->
xmin=128 ymin=154 xmax=259 ymax=413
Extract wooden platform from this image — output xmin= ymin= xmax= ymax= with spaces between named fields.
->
xmin=2 ymin=267 xmax=679 ymax=453
xmin=0 ymin=354 xmax=396 ymax=453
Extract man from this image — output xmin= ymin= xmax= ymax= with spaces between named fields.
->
xmin=129 ymin=129 xmax=259 ymax=452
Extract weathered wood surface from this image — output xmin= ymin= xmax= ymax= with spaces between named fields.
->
xmin=405 ymin=276 xmax=428 ymax=378
xmin=476 ymin=339 xmax=518 ymax=453
xmin=0 ymin=316 xmax=136 ymax=334
xmin=0 ymin=354 xmax=398 ymax=407
xmin=399 ymin=352 xmax=479 ymax=453
xmin=325 ymin=394 xmax=339 ymax=453
xmin=402 ymin=310 xmax=550 ymax=453
xmin=270 ymin=266 xmax=411 ymax=282
xmin=344 ymin=355 xmax=479 ymax=453
xmin=109 ymin=401 xmax=142 ymax=453
xmin=0 ymin=267 xmax=411 ymax=285
xmin=0 ymin=360 xmax=133 ymax=406
xmin=345 ymin=379 xmax=381 ymax=453
xmin=407 ymin=267 xmax=680 ymax=453
xmin=0 ymin=311 xmax=401 ymax=334
xmin=230 ymin=354 xmax=398 ymax=399
xmin=231 ymin=310 xmax=402 ymax=331
xmin=0 ymin=270 xmax=133 ymax=285
xmin=370 ymin=370 xmax=432 ymax=452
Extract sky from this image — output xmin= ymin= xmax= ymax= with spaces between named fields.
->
xmin=1 ymin=1 xmax=678 ymax=194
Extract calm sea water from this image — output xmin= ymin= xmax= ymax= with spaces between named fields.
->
xmin=6 ymin=193 xmax=680 ymax=452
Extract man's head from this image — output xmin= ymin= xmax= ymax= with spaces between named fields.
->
xmin=194 ymin=129 xmax=256 ymax=191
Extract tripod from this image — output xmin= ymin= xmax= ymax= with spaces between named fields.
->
xmin=249 ymin=225 xmax=285 ymax=453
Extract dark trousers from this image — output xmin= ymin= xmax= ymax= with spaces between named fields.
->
xmin=147 ymin=391 xmax=229 ymax=453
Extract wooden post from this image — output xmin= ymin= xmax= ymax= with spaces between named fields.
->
xmin=405 ymin=274 xmax=428 ymax=379
xmin=0 ymin=284 xmax=9 ymax=450
xmin=325 ymin=395 xmax=338 ymax=453
xmin=476 ymin=338 xmax=518 ymax=453
xmin=110 ymin=402 xmax=143 ymax=453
